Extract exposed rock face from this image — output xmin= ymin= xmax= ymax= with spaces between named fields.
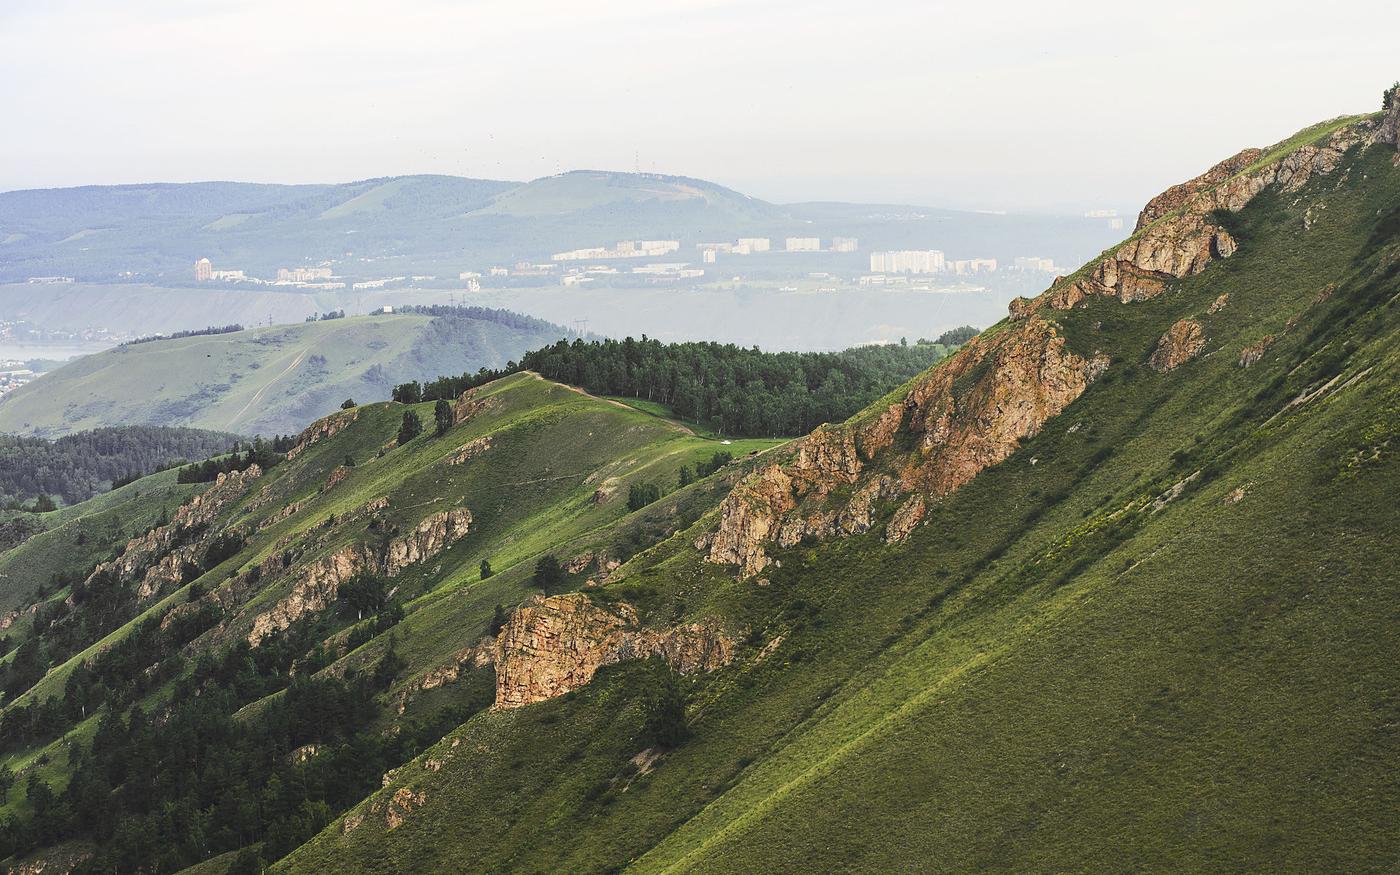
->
xmin=492 ymin=594 xmax=734 ymax=709
xmin=707 ymin=318 xmax=1108 ymax=576
xmin=452 ymin=387 xmax=501 ymax=425
xmin=1208 ymin=293 xmax=1230 ymax=313
xmin=385 ymin=787 xmax=426 ymax=829
xmin=287 ymin=409 xmax=358 ymax=460
xmin=1012 ymin=115 xmax=1383 ymax=323
xmin=1135 ymin=149 xmax=1263 ymax=229
xmin=248 ymin=507 xmax=472 ymax=643
xmin=322 ymin=465 xmax=352 ymax=491
xmin=79 ymin=466 xmax=261 ymax=604
xmin=0 ymin=603 xmax=38 ymax=633
xmin=1149 ymin=319 xmax=1208 ymax=373
xmin=885 ymin=495 xmax=926 ymax=544
xmin=447 ymin=436 xmax=492 ymax=465
xmin=592 ymin=477 xmax=621 ymax=504
xmin=1373 ymin=85 xmax=1400 ymax=146
xmin=1238 ymin=334 xmax=1276 ymax=368
xmin=258 ymin=498 xmax=306 ymax=530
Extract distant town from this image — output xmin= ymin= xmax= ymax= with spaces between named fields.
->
xmin=185 ymin=235 xmax=1064 ymax=294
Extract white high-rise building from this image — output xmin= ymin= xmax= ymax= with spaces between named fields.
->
xmin=1013 ymin=256 xmax=1056 ymax=272
xmin=830 ymin=237 xmax=859 ymax=252
xmin=786 ymin=237 xmax=820 ymax=252
xmin=737 ymin=237 xmax=770 ymax=252
xmin=869 ymin=250 xmax=946 ymax=274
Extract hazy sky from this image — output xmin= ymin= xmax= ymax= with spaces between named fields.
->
xmin=2 ymin=0 xmax=1395 ymax=212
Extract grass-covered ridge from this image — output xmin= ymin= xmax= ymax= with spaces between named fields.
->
xmin=3 ymin=103 xmax=1400 ymax=874
xmin=0 ymin=366 xmax=784 ymax=871
xmin=278 ymin=117 xmax=1400 ymax=872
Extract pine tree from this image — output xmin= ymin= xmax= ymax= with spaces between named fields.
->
xmin=397 ymin=411 xmax=423 ymax=445
xmin=434 ymin=398 xmax=453 ymax=436
xmin=533 ymin=555 xmax=564 ymax=592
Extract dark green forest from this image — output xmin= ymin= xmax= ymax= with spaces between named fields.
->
xmin=395 ymin=327 xmax=976 ymax=437
xmin=0 ymin=427 xmax=241 ymax=506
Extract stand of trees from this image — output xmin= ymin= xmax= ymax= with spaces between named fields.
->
xmin=0 ymin=633 xmax=481 ymax=871
xmin=123 ymin=324 xmax=243 ymax=346
xmin=0 ymin=426 xmax=242 ymax=506
xmin=393 ymin=332 xmax=975 ymax=438
xmin=175 ymin=436 xmax=294 ymax=484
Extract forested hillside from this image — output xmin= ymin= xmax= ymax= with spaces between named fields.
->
xmin=396 ymin=326 xmax=975 ymax=438
xmin=0 ymin=427 xmax=240 ymax=506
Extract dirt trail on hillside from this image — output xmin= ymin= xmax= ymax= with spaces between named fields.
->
xmin=227 ymin=348 xmax=308 ymax=430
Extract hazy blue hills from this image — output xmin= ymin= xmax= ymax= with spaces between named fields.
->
xmin=0 ymin=171 xmax=1119 ymax=283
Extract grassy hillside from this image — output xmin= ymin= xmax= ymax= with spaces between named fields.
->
xmin=2 ymin=102 xmax=1399 ymax=874
xmin=0 ymin=368 xmax=783 ymax=871
xmin=277 ymin=108 xmax=1400 ymax=872
xmin=0 ymin=309 xmax=568 ymax=438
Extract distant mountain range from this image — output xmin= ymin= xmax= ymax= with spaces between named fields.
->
xmin=0 ymin=170 xmax=1120 ymax=283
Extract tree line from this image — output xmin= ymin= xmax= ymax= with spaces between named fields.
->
xmin=174 ymin=435 xmax=294 ymax=484
xmin=392 ymin=328 xmax=978 ymax=438
xmin=122 ymin=324 xmax=243 ymax=346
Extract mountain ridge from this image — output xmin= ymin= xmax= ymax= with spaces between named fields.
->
xmin=0 ymin=89 xmax=1397 ymax=873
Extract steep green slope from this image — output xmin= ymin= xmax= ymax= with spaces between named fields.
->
xmin=0 ymin=309 xmax=567 ymax=438
xmin=0 ymin=367 xmax=782 ymax=871
xmin=3 ymin=93 xmax=1399 ymax=875
xmin=274 ymin=96 xmax=1400 ymax=873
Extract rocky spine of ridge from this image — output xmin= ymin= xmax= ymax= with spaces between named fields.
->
xmin=701 ymin=317 xmax=1108 ymax=576
xmin=247 ymin=507 xmax=472 ymax=644
xmin=703 ymin=92 xmax=1400 ymax=578
xmin=491 ymin=594 xmax=734 ymax=709
xmin=1014 ymin=95 xmax=1399 ymax=320
xmin=286 ymin=408 xmax=359 ymax=460
xmin=73 ymin=466 xmax=262 ymax=605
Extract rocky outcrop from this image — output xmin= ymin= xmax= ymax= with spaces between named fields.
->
xmin=885 ymin=495 xmax=926 ymax=544
xmin=0 ymin=603 xmax=39 ymax=633
xmin=706 ymin=318 xmax=1108 ymax=576
xmin=1208 ymin=293 xmax=1230 ymax=313
xmin=1012 ymin=112 xmax=1385 ymax=323
xmin=322 ymin=465 xmax=352 ymax=491
xmin=561 ymin=550 xmax=620 ymax=582
xmin=452 ymin=387 xmax=501 ymax=425
xmin=447 ymin=436 xmax=492 ymax=465
xmin=1149 ymin=319 xmax=1207 ymax=373
xmin=1373 ymin=85 xmax=1400 ymax=147
xmin=492 ymin=594 xmax=734 ymax=709
xmin=592 ymin=477 xmax=621 ymax=504
xmin=1238 ymin=334 xmax=1276 ymax=368
xmin=384 ymin=787 xmax=426 ymax=830
xmin=1135 ymin=149 xmax=1263 ymax=229
xmin=286 ymin=409 xmax=358 ymax=460
xmin=258 ymin=498 xmax=306 ymax=530
xmin=79 ymin=466 xmax=261 ymax=604
xmin=248 ymin=507 xmax=472 ymax=643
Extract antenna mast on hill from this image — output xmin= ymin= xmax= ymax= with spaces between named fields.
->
xmin=634 ymin=151 xmax=640 ymax=174
xmin=574 ymin=319 xmax=588 ymax=337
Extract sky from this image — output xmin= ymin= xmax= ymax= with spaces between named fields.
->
xmin=1 ymin=0 xmax=1396 ymax=213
